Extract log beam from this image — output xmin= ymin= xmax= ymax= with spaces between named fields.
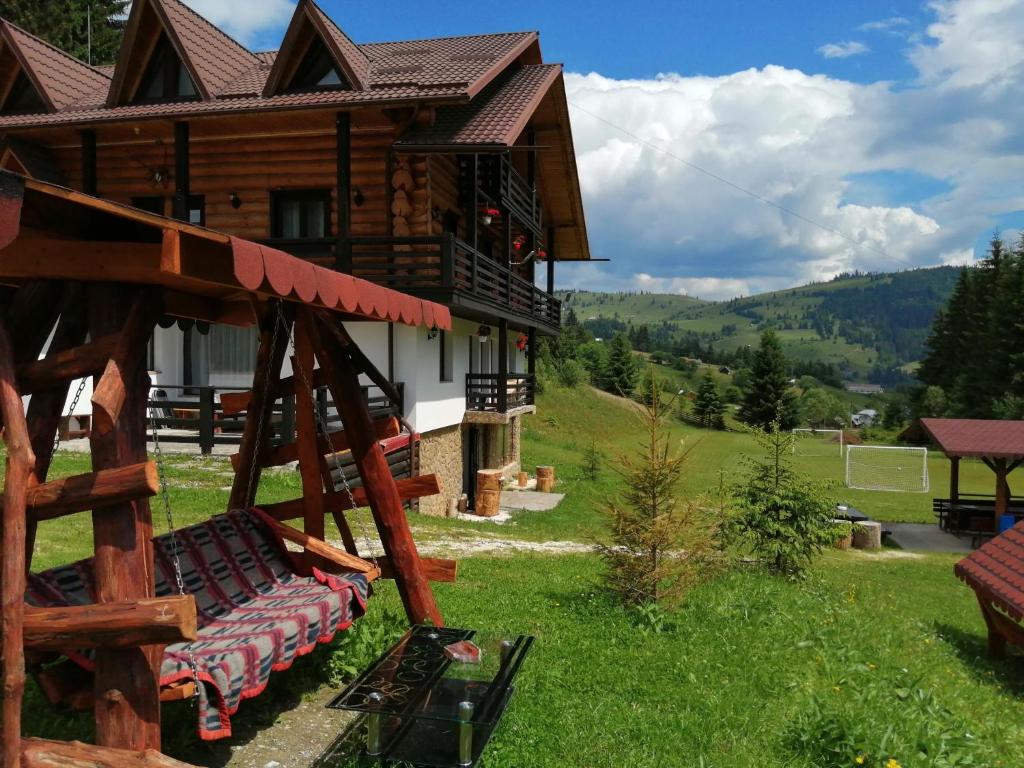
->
xmin=21 ymin=738 xmax=199 ymax=768
xmin=91 ymin=292 xmax=155 ymax=438
xmin=291 ymin=312 xmax=326 ymax=548
xmin=377 ymin=556 xmax=457 ymax=584
xmin=8 ymin=463 xmax=159 ymax=523
xmin=24 ymin=596 xmax=197 ymax=650
xmin=16 ymin=334 xmax=118 ymax=394
xmin=258 ymin=474 xmax=441 ymax=522
xmin=249 ymin=508 xmax=379 ymax=579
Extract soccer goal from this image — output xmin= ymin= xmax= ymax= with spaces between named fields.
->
xmin=845 ymin=445 xmax=930 ymax=493
xmin=792 ymin=428 xmax=844 ymax=456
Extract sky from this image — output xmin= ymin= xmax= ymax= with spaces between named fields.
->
xmin=184 ymin=0 xmax=1024 ymax=300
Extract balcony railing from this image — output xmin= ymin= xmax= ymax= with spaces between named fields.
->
xmin=478 ymin=155 xmax=543 ymax=236
xmin=344 ymin=234 xmax=561 ymax=332
xmin=466 ymin=373 xmax=536 ymax=413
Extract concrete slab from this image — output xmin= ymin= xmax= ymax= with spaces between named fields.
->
xmin=500 ymin=489 xmax=565 ymax=512
xmin=885 ymin=523 xmax=973 ymax=554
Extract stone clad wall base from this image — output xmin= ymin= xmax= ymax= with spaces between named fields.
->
xmin=417 ymin=424 xmax=464 ymax=517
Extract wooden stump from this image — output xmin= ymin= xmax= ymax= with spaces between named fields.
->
xmin=475 ymin=470 xmax=503 ymax=517
xmin=517 ymin=471 xmax=528 ymax=488
xmin=852 ymin=521 xmax=882 ymax=550
xmin=536 ymin=465 xmax=555 ymax=493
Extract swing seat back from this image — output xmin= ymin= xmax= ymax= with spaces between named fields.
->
xmin=28 ymin=508 xmax=369 ymax=740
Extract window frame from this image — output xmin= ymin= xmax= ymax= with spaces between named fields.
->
xmin=286 ymin=38 xmax=349 ymax=92
xmin=270 ymin=189 xmax=332 ymax=240
xmin=439 ymin=330 xmax=454 ymax=383
xmin=1 ymin=71 xmax=45 ymax=115
xmin=132 ymin=35 xmax=199 ymax=104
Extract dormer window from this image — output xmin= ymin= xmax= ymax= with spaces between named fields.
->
xmin=133 ymin=36 xmax=198 ymax=102
xmin=287 ymin=38 xmax=348 ymax=91
xmin=1 ymin=71 xmax=45 ymax=115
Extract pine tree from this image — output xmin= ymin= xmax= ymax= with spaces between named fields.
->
xmin=604 ymin=332 xmax=639 ymax=396
xmin=5 ymin=0 xmax=129 ymax=66
xmin=739 ymin=330 xmax=798 ymax=429
xmin=693 ymin=370 xmax=725 ymax=429
xmin=637 ymin=366 xmax=659 ymax=407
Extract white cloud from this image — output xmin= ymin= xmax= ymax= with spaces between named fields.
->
xmin=817 ymin=41 xmax=869 ymax=59
xmin=858 ymin=17 xmax=911 ymax=32
xmin=562 ymin=0 xmax=1024 ymax=298
xmin=182 ymin=0 xmax=294 ymax=48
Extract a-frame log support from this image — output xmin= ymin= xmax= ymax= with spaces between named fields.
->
xmin=306 ymin=308 xmax=442 ymax=626
xmin=87 ymin=286 xmax=162 ymax=752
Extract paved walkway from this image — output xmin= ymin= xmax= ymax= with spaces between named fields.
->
xmin=885 ymin=523 xmax=973 ymax=554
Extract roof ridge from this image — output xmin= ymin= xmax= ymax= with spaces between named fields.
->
xmin=362 ymin=30 xmax=538 ymax=48
xmin=0 ymin=17 xmax=112 ymax=79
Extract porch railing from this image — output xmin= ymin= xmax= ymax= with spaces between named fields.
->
xmin=147 ymin=382 xmax=403 ymax=455
xmin=479 ymin=154 xmax=543 ymax=235
xmin=344 ymin=234 xmax=560 ymax=332
xmin=465 ymin=373 xmax=536 ymax=413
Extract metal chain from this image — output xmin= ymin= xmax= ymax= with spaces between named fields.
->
xmin=275 ymin=304 xmax=382 ymax=570
xmin=50 ymin=376 xmax=88 ymax=460
xmin=148 ymin=401 xmax=202 ymax=701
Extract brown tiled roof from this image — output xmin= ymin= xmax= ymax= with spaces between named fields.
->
xmin=158 ymin=0 xmax=260 ymax=97
xmin=0 ymin=19 xmax=111 ymax=111
xmin=307 ymin=1 xmax=370 ymax=90
xmin=907 ymin=418 xmax=1024 ymax=460
xmin=956 ymin=522 xmax=1024 ymax=620
xmin=396 ymin=64 xmax=561 ymax=147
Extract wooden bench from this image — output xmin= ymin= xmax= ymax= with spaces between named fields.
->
xmin=955 ymin=521 xmax=1024 ymax=657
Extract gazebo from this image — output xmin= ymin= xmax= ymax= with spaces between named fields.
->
xmin=902 ymin=418 xmax=1024 ymax=536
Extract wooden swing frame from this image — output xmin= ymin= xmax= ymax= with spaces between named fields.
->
xmin=0 ymin=171 xmax=454 ymax=767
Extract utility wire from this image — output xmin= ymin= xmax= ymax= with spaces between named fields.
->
xmin=568 ymin=100 xmax=895 ymax=261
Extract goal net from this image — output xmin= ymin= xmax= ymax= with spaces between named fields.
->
xmin=845 ymin=445 xmax=930 ymax=493
xmin=792 ymin=428 xmax=844 ymax=456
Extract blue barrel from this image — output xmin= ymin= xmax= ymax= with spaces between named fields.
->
xmin=1000 ymin=514 xmax=1017 ymax=532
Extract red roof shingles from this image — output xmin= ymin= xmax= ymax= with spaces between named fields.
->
xmin=0 ymin=0 xmax=539 ymax=129
xmin=956 ymin=522 xmax=1024 ymax=620
xmin=307 ymin=2 xmax=370 ymax=90
xmin=0 ymin=20 xmax=111 ymax=111
xmin=916 ymin=418 xmax=1024 ymax=460
xmin=396 ymin=64 xmax=561 ymax=147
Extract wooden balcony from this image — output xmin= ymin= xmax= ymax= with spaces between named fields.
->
xmin=344 ymin=234 xmax=561 ymax=334
xmin=479 ymin=154 xmax=543 ymax=237
xmin=465 ymin=373 xmax=536 ymax=414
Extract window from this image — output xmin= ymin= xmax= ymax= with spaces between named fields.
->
xmin=133 ymin=36 xmax=198 ymax=102
xmin=188 ymin=194 xmax=205 ymax=226
xmin=1 ymin=71 xmax=45 ymax=114
xmin=288 ymin=38 xmax=347 ymax=91
xmin=271 ymin=189 xmax=331 ymax=239
xmin=439 ymin=330 xmax=453 ymax=383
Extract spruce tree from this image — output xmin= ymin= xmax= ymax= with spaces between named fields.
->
xmin=693 ymin=370 xmax=725 ymax=429
xmin=739 ymin=330 xmax=798 ymax=430
xmin=5 ymin=0 xmax=128 ymax=66
xmin=605 ymin=332 xmax=639 ymax=396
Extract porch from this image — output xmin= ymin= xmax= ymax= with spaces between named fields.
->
xmin=465 ymin=372 xmax=536 ymax=416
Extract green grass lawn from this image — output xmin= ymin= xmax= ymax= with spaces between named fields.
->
xmin=17 ymin=382 xmax=1024 ymax=767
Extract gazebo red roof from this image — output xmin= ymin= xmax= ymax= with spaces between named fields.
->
xmin=905 ymin=418 xmax=1024 ymax=461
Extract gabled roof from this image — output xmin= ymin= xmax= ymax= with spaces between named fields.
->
xmin=0 ymin=137 xmax=65 ymax=184
xmin=903 ymin=418 xmax=1024 ymax=460
xmin=107 ymin=0 xmax=258 ymax=106
xmin=395 ymin=64 xmax=561 ymax=148
xmin=0 ymin=19 xmax=110 ymax=112
xmin=263 ymin=0 xmax=370 ymax=95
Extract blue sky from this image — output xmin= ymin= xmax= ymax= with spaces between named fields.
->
xmin=189 ymin=0 xmax=1024 ymax=299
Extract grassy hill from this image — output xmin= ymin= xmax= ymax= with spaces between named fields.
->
xmin=560 ymin=266 xmax=961 ymax=380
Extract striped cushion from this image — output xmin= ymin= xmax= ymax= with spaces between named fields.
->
xmin=28 ymin=508 xmax=368 ymax=740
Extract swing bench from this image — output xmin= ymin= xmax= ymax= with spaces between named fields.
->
xmin=0 ymin=172 xmax=455 ymax=766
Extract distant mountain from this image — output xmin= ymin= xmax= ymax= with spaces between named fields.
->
xmin=560 ymin=266 xmax=963 ymax=382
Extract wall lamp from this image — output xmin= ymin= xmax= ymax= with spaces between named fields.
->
xmin=427 ymin=325 xmax=439 ymax=341
xmin=229 ymin=191 xmax=242 ymax=209
xmin=353 ymin=186 xmax=366 ymax=207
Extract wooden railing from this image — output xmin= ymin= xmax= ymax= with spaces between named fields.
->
xmin=479 ymin=155 xmax=543 ymax=235
xmin=344 ymin=234 xmax=561 ymax=332
xmin=466 ymin=373 xmax=536 ymax=413
xmin=147 ymin=383 xmax=403 ymax=455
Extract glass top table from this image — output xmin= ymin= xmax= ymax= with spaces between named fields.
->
xmin=327 ymin=625 xmax=533 ymax=767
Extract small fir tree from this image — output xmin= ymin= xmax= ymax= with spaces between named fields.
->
xmin=725 ymin=424 xmax=836 ymax=578
xmin=604 ymin=332 xmax=639 ymax=396
xmin=739 ymin=330 xmax=799 ymax=430
xmin=637 ymin=366 xmax=660 ymax=407
xmin=581 ymin=440 xmax=601 ymax=481
xmin=597 ymin=394 xmax=723 ymax=607
xmin=692 ymin=370 xmax=725 ymax=429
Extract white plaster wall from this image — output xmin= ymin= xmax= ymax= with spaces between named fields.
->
xmin=395 ymin=318 xmax=473 ymax=434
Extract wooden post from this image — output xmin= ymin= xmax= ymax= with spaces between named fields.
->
xmin=292 ymin=312 xmax=326 ymax=546
xmin=466 ymin=154 xmax=479 ymax=251
xmin=335 ymin=111 xmax=352 ymax=273
xmin=87 ymin=285 xmax=161 ymax=752
xmin=950 ymin=456 xmax=960 ymax=504
xmin=229 ymin=302 xmax=289 ymax=510
xmin=546 ymin=227 xmax=555 ymax=296
xmin=0 ymin=322 xmax=33 ymax=768
xmin=81 ymin=129 xmax=97 ymax=196
xmin=527 ymin=327 xmax=536 ymax=375
xmin=172 ymin=122 xmax=189 ymax=222
xmin=994 ymin=458 xmax=1009 ymax=530
xmin=309 ymin=312 xmax=442 ymax=626
xmin=198 ymin=387 xmax=214 ymax=455
xmin=498 ymin=320 xmax=508 ymax=413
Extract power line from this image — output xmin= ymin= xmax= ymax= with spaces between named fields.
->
xmin=568 ymin=100 xmax=895 ymax=261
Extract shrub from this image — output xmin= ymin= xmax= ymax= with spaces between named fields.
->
xmin=726 ymin=424 xmax=836 ymax=578
xmin=555 ymin=358 xmax=587 ymax=388
xmin=597 ymin=393 xmax=723 ymax=607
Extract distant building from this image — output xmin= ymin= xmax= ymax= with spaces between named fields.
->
xmin=852 ymin=409 xmax=878 ymax=427
xmin=845 ymin=382 xmax=885 ymax=395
